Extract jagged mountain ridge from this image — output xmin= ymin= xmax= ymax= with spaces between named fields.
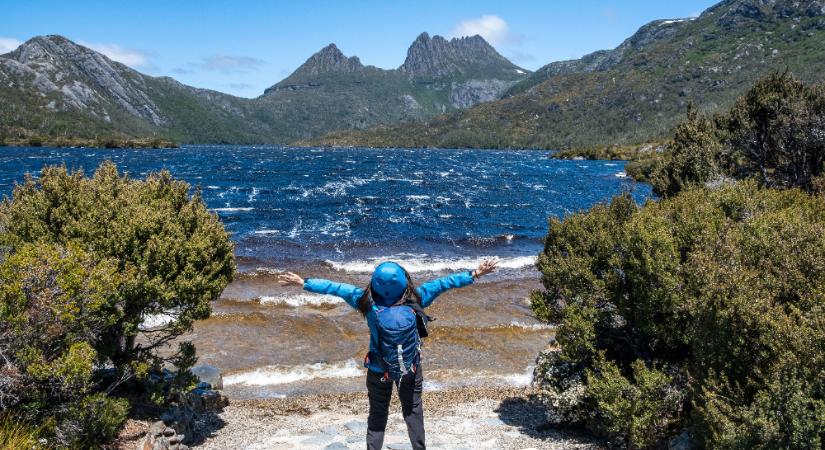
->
xmin=307 ymin=0 xmax=825 ymax=149
xmin=0 ymin=32 xmax=528 ymax=144
xmin=399 ymin=32 xmax=524 ymax=79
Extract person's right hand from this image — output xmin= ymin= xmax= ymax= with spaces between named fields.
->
xmin=278 ymin=271 xmax=305 ymax=287
xmin=472 ymin=258 xmax=498 ymax=279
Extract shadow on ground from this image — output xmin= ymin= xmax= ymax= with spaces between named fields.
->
xmin=495 ymin=394 xmax=600 ymax=445
xmin=189 ymin=410 xmax=227 ymax=446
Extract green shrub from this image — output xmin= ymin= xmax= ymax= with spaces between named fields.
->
xmin=58 ymin=393 xmax=129 ymax=448
xmin=651 ymin=104 xmax=723 ymax=196
xmin=652 ymin=73 xmax=825 ymax=196
xmin=533 ymin=182 xmax=825 ymax=448
xmin=586 ymin=356 xmax=686 ymax=449
xmin=0 ymin=162 xmax=235 ymax=376
xmin=0 ymin=162 xmax=235 ymax=447
xmin=0 ymin=243 xmax=123 ymax=446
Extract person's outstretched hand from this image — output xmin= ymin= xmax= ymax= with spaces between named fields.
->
xmin=279 ymin=271 xmax=305 ymax=287
xmin=472 ymin=258 xmax=498 ymax=279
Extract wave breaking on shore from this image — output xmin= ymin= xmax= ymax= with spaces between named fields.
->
xmin=324 ymin=255 xmax=537 ymax=274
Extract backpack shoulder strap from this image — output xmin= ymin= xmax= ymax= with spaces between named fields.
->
xmin=405 ymin=299 xmax=433 ymax=321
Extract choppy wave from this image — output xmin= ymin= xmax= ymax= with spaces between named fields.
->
xmin=325 ymin=255 xmax=537 ymax=274
xmin=211 ymin=207 xmax=254 ymax=212
xmin=258 ymin=293 xmax=343 ymax=307
xmin=224 ymin=360 xmax=362 ymax=386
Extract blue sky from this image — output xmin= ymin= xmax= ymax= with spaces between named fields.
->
xmin=1 ymin=0 xmax=718 ymax=98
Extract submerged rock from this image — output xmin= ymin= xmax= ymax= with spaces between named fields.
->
xmin=190 ymin=365 xmax=223 ymax=390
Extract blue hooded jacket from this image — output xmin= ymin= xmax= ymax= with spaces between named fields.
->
xmin=303 ymin=270 xmax=474 ymax=373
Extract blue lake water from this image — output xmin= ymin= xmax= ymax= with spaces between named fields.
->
xmin=0 ymin=145 xmax=652 ymax=396
xmin=0 ymin=145 xmax=651 ymax=272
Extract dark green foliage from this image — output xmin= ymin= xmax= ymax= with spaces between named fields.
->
xmin=587 ymin=356 xmax=686 ymax=449
xmin=726 ymin=72 xmax=825 ymax=190
xmin=1 ymin=162 xmax=235 ymax=373
xmin=536 ymin=70 xmax=825 ymax=449
xmin=533 ymin=182 xmax=825 ymax=448
xmin=59 ymin=393 xmax=129 ymax=448
xmin=0 ymin=163 xmax=235 ymax=446
xmin=652 ymin=73 xmax=825 ymax=195
xmin=651 ymin=104 xmax=723 ymax=196
xmin=0 ymin=243 xmax=125 ymax=446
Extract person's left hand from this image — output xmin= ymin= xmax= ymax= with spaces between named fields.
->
xmin=472 ymin=258 xmax=498 ymax=279
xmin=278 ymin=271 xmax=305 ymax=287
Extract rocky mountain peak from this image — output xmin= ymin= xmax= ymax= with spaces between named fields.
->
xmin=289 ymin=43 xmax=364 ymax=78
xmin=9 ymin=35 xmax=96 ymax=65
xmin=1 ymin=34 xmax=164 ymax=126
xmin=399 ymin=32 xmax=522 ymax=79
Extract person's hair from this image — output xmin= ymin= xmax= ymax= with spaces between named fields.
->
xmin=356 ymin=268 xmax=421 ymax=317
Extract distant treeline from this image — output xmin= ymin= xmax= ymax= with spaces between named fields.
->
xmin=0 ymin=134 xmax=178 ymax=149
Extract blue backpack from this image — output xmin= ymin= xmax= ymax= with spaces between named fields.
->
xmin=372 ymin=304 xmax=421 ymax=381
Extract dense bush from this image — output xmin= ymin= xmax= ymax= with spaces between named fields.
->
xmin=0 ymin=243 xmax=129 ymax=446
xmin=0 ymin=162 xmax=235 ymax=446
xmin=532 ymin=182 xmax=825 ymax=448
xmin=650 ymin=73 xmax=825 ymax=196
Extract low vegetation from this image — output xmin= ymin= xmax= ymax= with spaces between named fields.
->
xmin=552 ymin=143 xmax=666 ymax=161
xmin=0 ymin=162 xmax=235 ymax=447
xmin=531 ymin=73 xmax=825 ymax=449
xmin=0 ymin=415 xmax=43 ymax=450
xmin=0 ymin=131 xmax=177 ymax=149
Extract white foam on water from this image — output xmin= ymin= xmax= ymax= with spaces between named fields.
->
xmin=300 ymin=176 xmax=371 ymax=198
xmin=139 ymin=311 xmax=177 ymax=330
xmin=258 ymin=293 xmax=343 ymax=307
xmin=211 ymin=207 xmax=254 ymax=212
xmin=224 ymin=360 xmax=363 ymax=386
xmin=506 ymin=320 xmax=554 ymax=330
xmin=325 ymin=255 xmax=537 ymax=274
xmin=253 ymin=229 xmax=280 ymax=235
xmin=500 ymin=365 xmax=535 ymax=386
xmin=248 ymin=187 xmax=260 ymax=202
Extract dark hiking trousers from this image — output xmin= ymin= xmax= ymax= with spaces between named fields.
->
xmin=366 ymin=366 xmax=424 ymax=450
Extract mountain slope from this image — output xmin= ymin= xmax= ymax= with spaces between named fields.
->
xmin=0 ymin=35 xmax=277 ymax=144
xmin=250 ymin=34 xmax=528 ymax=142
xmin=306 ymin=0 xmax=825 ymax=149
xmin=0 ymin=33 xmax=527 ymax=144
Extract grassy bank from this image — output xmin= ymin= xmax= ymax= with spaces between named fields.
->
xmin=550 ymin=142 xmax=666 ymax=184
xmin=0 ymin=135 xmax=178 ymax=149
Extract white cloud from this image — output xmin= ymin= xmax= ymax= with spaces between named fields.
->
xmin=449 ymin=15 xmax=521 ymax=46
xmin=449 ymin=15 xmax=533 ymax=67
xmin=0 ymin=37 xmax=23 ymax=54
xmin=80 ymin=41 xmax=151 ymax=68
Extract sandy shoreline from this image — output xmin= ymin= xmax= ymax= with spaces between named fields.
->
xmin=176 ymin=386 xmax=603 ymax=449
